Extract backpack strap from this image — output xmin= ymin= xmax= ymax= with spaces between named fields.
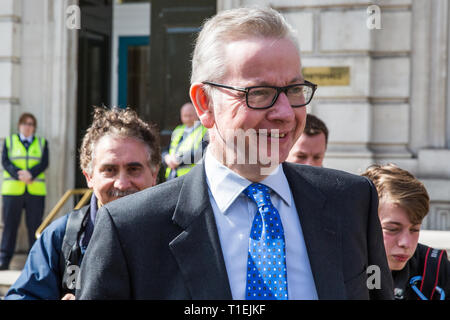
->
xmin=419 ymin=247 xmax=446 ymax=300
xmin=60 ymin=205 xmax=90 ymax=294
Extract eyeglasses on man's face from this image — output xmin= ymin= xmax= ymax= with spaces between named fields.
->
xmin=202 ymin=80 xmax=317 ymax=109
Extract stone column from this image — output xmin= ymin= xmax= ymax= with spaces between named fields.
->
xmin=426 ymin=0 xmax=448 ymax=148
xmin=413 ymin=0 xmax=450 ymax=229
xmin=0 ymin=0 xmax=79 ymax=254
xmin=19 ymin=0 xmax=79 ymax=247
xmin=0 ymin=0 xmax=22 ymax=253
xmin=0 ymin=0 xmax=20 ymax=143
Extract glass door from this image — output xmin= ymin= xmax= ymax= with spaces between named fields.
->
xmin=118 ymin=36 xmax=150 ymax=109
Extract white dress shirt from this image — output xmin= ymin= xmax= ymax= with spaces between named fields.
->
xmin=204 ymin=149 xmax=318 ymax=300
xmin=19 ymin=133 xmax=34 ymax=144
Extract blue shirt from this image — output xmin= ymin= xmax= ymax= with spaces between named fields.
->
xmin=19 ymin=133 xmax=34 ymax=145
xmin=204 ymin=150 xmax=318 ymax=300
xmin=4 ymin=195 xmax=97 ymax=300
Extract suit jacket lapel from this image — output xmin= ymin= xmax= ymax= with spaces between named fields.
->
xmin=169 ymin=164 xmax=232 ymax=299
xmin=283 ymin=163 xmax=345 ymax=299
xmin=168 ymin=162 xmax=346 ymax=299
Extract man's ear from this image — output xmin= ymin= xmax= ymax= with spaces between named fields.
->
xmin=82 ymin=170 xmax=94 ymax=189
xmin=151 ymin=166 xmax=159 ymax=187
xmin=190 ymin=83 xmax=215 ymax=129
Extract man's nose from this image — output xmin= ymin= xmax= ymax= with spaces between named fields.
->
xmin=267 ymin=92 xmax=295 ymax=121
xmin=114 ymin=171 xmax=132 ymax=190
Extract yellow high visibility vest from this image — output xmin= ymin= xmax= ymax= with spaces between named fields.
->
xmin=2 ymin=134 xmax=47 ymax=196
xmin=165 ymin=124 xmax=207 ymax=179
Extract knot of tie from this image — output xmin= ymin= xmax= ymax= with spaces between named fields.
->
xmin=243 ymin=183 xmax=279 ymax=241
xmin=243 ymin=183 xmax=271 ymax=208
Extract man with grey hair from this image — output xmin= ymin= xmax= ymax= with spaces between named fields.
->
xmin=4 ymin=107 xmax=160 ymax=300
xmin=78 ymin=7 xmax=393 ymax=300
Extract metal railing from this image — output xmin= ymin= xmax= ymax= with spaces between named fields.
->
xmin=35 ymin=188 xmax=93 ymax=239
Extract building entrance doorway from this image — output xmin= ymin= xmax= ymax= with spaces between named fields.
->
xmin=75 ymin=0 xmax=112 ymax=188
xmin=118 ymin=36 xmax=150 ymax=109
xmin=146 ymin=0 xmax=216 ymax=148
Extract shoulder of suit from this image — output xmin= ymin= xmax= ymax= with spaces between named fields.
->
xmin=284 ymin=162 xmax=373 ymax=197
xmin=284 ymin=162 xmax=368 ymax=183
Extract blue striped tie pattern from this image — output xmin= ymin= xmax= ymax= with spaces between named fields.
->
xmin=243 ymin=183 xmax=288 ymax=300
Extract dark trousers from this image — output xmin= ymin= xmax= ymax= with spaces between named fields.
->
xmin=0 ymin=193 xmax=45 ymax=265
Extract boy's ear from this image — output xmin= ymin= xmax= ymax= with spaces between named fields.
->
xmin=190 ymin=83 xmax=215 ymax=129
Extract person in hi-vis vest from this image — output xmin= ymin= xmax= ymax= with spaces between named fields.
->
xmin=0 ymin=113 xmax=49 ymax=270
xmin=163 ymin=102 xmax=208 ymax=180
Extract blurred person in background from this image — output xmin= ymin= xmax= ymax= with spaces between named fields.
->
xmin=0 ymin=113 xmax=48 ymax=270
xmin=163 ymin=102 xmax=208 ymax=180
xmin=286 ymin=114 xmax=328 ymax=167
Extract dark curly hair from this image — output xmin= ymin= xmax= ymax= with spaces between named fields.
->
xmin=80 ymin=107 xmax=161 ymax=174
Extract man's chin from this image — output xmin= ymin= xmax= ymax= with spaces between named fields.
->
xmin=389 ymin=260 xmax=408 ymax=271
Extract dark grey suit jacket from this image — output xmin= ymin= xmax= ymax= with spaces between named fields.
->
xmin=77 ymin=162 xmax=393 ymax=300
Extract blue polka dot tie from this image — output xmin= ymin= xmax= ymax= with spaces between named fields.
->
xmin=243 ymin=183 xmax=288 ymax=300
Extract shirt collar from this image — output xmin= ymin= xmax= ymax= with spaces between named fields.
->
xmin=19 ymin=133 xmax=33 ymax=143
xmin=81 ymin=193 xmax=98 ymax=251
xmin=204 ymin=149 xmax=292 ymax=214
xmin=90 ymin=192 xmax=99 ymax=224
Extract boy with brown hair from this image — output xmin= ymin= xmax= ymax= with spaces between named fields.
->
xmin=363 ymin=164 xmax=450 ymax=300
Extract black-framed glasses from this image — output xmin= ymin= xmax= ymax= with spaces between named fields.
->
xmin=202 ymin=80 xmax=317 ymax=109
